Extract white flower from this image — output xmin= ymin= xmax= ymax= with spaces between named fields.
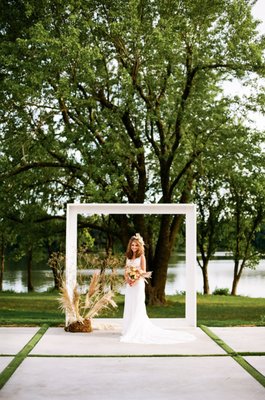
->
xmin=133 ymin=233 xmax=145 ymax=246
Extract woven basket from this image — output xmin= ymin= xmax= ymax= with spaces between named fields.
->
xmin=65 ymin=319 xmax=93 ymax=333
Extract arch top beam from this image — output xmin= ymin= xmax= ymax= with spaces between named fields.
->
xmin=67 ymin=203 xmax=195 ymax=215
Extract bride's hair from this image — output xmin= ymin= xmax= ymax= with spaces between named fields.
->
xmin=126 ymin=234 xmax=145 ymax=259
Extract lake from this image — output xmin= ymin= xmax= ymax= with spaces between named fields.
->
xmin=2 ymin=258 xmax=265 ymax=297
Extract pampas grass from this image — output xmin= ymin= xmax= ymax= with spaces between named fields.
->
xmin=58 ymin=284 xmax=83 ymax=324
xmin=59 ymin=271 xmax=117 ymax=328
xmin=85 ymin=290 xmax=117 ymax=319
xmin=84 ymin=271 xmax=101 ymax=308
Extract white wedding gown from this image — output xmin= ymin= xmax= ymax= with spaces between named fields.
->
xmin=120 ymin=257 xmax=195 ymax=344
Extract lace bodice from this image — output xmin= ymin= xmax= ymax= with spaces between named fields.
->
xmin=126 ymin=257 xmax=141 ymax=269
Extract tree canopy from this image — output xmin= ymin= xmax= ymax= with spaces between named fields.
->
xmin=0 ymin=0 xmax=265 ymax=301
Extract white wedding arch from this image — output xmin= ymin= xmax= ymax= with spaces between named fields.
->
xmin=65 ymin=203 xmax=197 ymax=327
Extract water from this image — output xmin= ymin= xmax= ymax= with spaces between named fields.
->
xmin=168 ymin=259 xmax=265 ymax=297
xmin=2 ymin=259 xmax=265 ymax=297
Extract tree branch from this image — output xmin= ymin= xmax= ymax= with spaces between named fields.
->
xmin=169 ymin=150 xmax=201 ymax=198
xmin=2 ymin=161 xmax=82 ymax=179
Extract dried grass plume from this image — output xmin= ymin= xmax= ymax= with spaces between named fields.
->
xmin=59 ymin=271 xmax=117 ymax=329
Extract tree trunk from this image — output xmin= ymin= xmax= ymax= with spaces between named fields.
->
xmin=202 ymin=262 xmax=210 ymax=295
xmin=146 ymin=209 xmax=189 ymax=304
xmin=27 ymin=247 xmax=34 ymax=292
xmin=0 ymin=239 xmax=4 ymax=291
xmin=147 ymin=251 xmax=171 ymax=305
xmin=231 ymin=275 xmax=239 ymax=296
xmin=231 ymin=259 xmax=243 ymax=295
xmin=147 ymin=215 xmax=172 ymax=305
xmin=51 ymin=265 xmax=62 ymax=290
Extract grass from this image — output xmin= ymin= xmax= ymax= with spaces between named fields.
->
xmin=0 ymin=291 xmax=264 ymax=327
xmin=0 ymin=324 xmax=49 ymax=390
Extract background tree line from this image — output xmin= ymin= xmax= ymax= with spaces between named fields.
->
xmin=0 ymin=0 xmax=265 ymax=302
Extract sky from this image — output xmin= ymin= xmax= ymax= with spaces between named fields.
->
xmin=223 ymin=1 xmax=265 ymax=131
xmin=252 ymin=0 xmax=265 ymax=33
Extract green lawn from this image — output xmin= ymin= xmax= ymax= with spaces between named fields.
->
xmin=0 ymin=291 xmax=264 ymax=327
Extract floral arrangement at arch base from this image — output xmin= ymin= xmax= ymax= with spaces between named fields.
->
xmin=59 ymin=271 xmax=118 ymax=333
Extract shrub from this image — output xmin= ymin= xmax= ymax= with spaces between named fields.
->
xmin=212 ymin=287 xmax=230 ymax=296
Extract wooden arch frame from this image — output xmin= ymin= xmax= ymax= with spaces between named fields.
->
xmin=65 ymin=203 xmax=197 ymax=327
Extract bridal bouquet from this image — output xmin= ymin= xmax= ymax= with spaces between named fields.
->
xmin=125 ymin=266 xmax=152 ymax=285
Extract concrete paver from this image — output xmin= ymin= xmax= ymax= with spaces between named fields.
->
xmin=0 ymin=356 xmax=264 ymax=400
xmin=245 ymin=356 xmax=265 ymax=376
xmin=0 ymin=327 xmax=39 ymax=355
xmin=210 ymin=327 xmax=265 ymax=352
xmin=1 ymin=324 xmax=265 ymax=400
xmin=31 ymin=326 xmax=225 ymax=356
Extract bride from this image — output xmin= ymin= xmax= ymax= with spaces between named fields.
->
xmin=120 ymin=233 xmax=195 ymax=344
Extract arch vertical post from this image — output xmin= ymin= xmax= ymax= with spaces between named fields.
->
xmin=65 ymin=204 xmax=78 ymax=324
xmin=185 ymin=205 xmax=197 ymax=326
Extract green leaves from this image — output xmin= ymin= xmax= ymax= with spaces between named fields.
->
xmin=1 ymin=0 xmax=264 ymax=204
xmin=1 ymin=0 xmax=265 ymax=299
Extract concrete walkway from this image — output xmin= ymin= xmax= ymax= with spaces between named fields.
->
xmin=0 ymin=320 xmax=264 ymax=400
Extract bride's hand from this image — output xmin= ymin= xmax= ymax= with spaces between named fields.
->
xmin=127 ymin=278 xmax=135 ymax=286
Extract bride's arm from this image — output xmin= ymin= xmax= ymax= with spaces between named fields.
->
xmin=140 ymin=254 xmax=146 ymax=272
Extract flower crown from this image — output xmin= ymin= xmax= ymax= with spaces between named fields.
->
xmin=132 ymin=233 xmax=145 ymax=246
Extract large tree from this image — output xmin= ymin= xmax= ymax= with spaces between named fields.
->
xmin=1 ymin=0 xmax=264 ymax=302
xmin=196 ymin=174 xmax=227 ymax=295
xmin=195 ymin=122 xmax=265 ymax=294
xmin=225 ymin=169 xmax=265 ymax=295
